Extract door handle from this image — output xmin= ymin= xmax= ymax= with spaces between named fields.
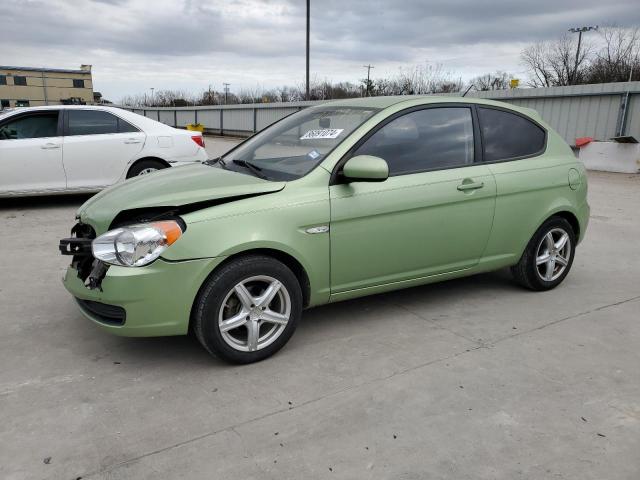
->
xmin=457 ymin=181 xmax=484 ymax=191
xmin=124 ymin=138 xmax=142 ymax=144
xmin=41 ymin=142 xmax=61 ymax=149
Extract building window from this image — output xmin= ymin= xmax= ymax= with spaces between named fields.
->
xmin=13 ymin=76 xmax=27 ymax=86
xmin=0 ymin=75 xmax=6 ymax=85
xmin=1 ymin=100 xmax=10 ymax=109
xmin=15 ymin=100 xmax=30 ymax=107
xmin=73 ymin=79 xmax=85 ymax=88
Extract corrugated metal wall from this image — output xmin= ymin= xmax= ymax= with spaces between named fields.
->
xmin=120 ymin=82 xmax=640 ymax=143
xmin=176 ymin=110 xmax=196 ymax=127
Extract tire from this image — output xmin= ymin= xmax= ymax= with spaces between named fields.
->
xmin=511 ymin=216 xmax=576 ymax=291
xmin=126 ymin=159 xmax=167 ymax=178
xmin=193 ymin=255 xmax=303 ymax=364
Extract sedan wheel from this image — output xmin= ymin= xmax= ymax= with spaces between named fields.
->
xmin=126 ymin=159 xmax=167 ymax=178
xmin=193 ymin=255 xmax=302 ymax=363
xmin=219 ymin=275 xmax=291 ymax=352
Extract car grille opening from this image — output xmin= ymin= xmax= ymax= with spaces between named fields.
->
xmin=76 ymin=299 xmax=126 ymax=326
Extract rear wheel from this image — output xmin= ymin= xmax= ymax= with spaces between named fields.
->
xmin=127 ymin=159 xmax=167 ymax=178
xmin=511 ymin=217 xmax=576 ymax=291
xmin=193 ymin=255 xmax=302 ymax=363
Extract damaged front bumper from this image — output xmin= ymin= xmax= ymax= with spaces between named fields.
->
xmin=60 ymin=223 xmax=225 ymax=337
xmin=62 ymin=257 xmax=224 ymax=336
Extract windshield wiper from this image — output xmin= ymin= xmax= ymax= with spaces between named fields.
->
xmin=232 ymin=159 xmax=269 ymax=180
xmin=204 ymin=156 xmax=227 ymax=168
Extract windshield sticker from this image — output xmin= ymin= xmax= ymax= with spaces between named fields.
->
xmin=307 ymin=150 xmax=320 ymax=159
xmin=300 ymin=128 xmax=344 ymax=140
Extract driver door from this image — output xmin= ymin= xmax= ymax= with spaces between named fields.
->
xmin=0 ymin=110 xmax=66 ymax=195
xmin=329 ymin=106 xmax=496 ymax=295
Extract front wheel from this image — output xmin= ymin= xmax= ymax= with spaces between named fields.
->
xmin=511 ymin=217 xmax=576 ymax=291
xmin=193 ymin=255 xmax=302 ymax=363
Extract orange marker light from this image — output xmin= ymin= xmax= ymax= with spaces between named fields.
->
xmin=153 ymin=221 xmax=183 ymax=245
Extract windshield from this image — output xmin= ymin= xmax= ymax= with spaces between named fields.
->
xmin=218 ymin=105 xmax=379 ymax=181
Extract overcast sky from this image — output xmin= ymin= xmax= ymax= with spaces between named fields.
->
xmin=2 ymin=0 xmax=640 ymax=101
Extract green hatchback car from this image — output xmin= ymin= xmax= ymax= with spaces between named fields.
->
xmin=60 ymin=96 xmax=589 ymax=363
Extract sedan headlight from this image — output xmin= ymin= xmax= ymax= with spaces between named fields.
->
xmin=92 ymin=220 xmax=183 ymax=267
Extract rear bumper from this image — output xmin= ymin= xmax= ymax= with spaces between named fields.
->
xmin=62 ymin=256 xmax=224 ymax=337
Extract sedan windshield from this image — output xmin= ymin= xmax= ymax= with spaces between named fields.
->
xmin=217 ymin=106 xmax=379 ymax=181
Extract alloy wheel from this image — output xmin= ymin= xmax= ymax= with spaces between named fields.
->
xmin=138 ymin=167 xmax=158 ymax=175
xmin=535 ymin=227 xmax=572 ymax=282
xmin=218 ymin=275 xmax=291 ymax=352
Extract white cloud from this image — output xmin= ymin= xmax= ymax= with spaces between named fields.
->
xmin=1 ymin=0 xmax=638 ymax=101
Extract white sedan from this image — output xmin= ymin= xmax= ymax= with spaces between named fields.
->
xmin=0 ymin=105 xmax=208 ymax=197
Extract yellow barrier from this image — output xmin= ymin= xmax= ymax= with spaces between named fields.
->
xmin=186 ymin=123 xmax=204 ymax=133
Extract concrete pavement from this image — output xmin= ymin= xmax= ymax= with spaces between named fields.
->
xmin=0 ymin=163 xmax=638 ymax=479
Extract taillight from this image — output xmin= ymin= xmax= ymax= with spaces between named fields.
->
xmin=191 ymin=135 xmax=205 ymax=148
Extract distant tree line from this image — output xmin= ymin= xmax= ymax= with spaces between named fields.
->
xmin=120 ymin=25 xmax=639 ymax=107
xmin=120 ymin=63 xmax=466 ymax=107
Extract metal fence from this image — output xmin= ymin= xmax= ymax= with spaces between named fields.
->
xmin=121 ymin=81 xmax=640 ymax=144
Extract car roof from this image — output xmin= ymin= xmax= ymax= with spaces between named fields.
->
xmin=3 ymin=105 xmax=123 ymax=113
xmin=0 ymin=105 xmax=175 ymax=131
xmin=326 ymin=95 xmax=541 ymax=120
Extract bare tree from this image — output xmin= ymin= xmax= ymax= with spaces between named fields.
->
xmin=522 ymin=34 xmax=591 ymax=87
xmin=366 ymin=63 xmax=461 ymax=96
xmin=586 ymin=26 xmax=640 ymax=82
xmin=522 ymin=26 xmax=640 ymax=87
xmin=469 ymin=71 xmax=512 ymax=90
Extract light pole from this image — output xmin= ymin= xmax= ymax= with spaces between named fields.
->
xmin=223 ymin=83 xmax=230 ymax=104
xmin=568 ymin=26 xmax=598 ymax=85
xmin=306 ymin=0 xmax=310 ymax=100
xmin=363 ymin=64 xmax=374 ymax=96
xmin=149 ymin=87 xmax=155 ymax=106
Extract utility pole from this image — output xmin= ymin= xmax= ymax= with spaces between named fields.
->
xmin=41 ymin=71 xmax=48 ymax=105
xmin=223 ymin=83 xmax=230 ymax=104
xmin=306 ymin=0 xmax=310 ymax=100
xmin=363 ymin=64 xmax=374 ymax=96
xmin=568 ymin=26 xmax=598 ymax=85
xmin=149 ymin=87 xmax=155 ymax=106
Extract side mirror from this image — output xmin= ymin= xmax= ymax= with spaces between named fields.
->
xmin=342 ymin=155 xmax=389 ymax=182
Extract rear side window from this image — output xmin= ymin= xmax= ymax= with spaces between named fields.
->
xmin=118 ymin=118 xmax=139 ymax=133
xmin=479 ymin=107 xmax=545 ymax=162
xmin=354 ymin=107 xmax=474 ymax=176
xmin=68 ymin=110 xmax=119 ymax=135
xmin=0 ymin=112 xmax=59 ymax=140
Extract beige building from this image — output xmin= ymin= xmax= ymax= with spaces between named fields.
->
xmin=0 ymin=65 xmax=94 ymax=109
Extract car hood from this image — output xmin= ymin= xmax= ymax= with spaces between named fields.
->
xmin=78 ymin=163 xmax=285 ymax=233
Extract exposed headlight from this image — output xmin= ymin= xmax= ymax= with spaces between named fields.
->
xmin=92 ymin=220 xmax=183 ymax=267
